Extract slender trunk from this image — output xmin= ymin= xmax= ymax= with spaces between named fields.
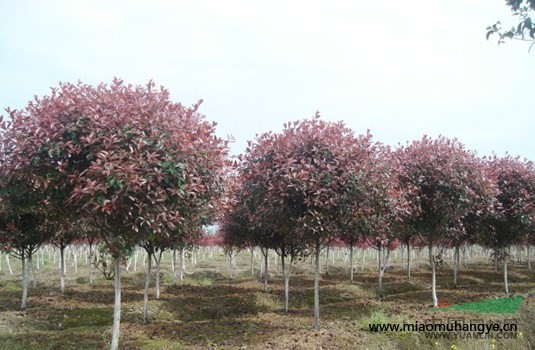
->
xmin=349 ymin=246 xmax=354 ymax=282
xmin=259 ymin=250 xmax=264 ymax=278
xmin=263 ymin=248 xmax=268 ymax=292
xmin=40 ymin=249 xmax=44 ymax=269
xmin=155 ymin=250 xmax=163 ymax=300
xmin=6 ymin=254 xmax=13 ymax=275
xmin=429 ymin=244 xmax=438 ymax=308
xmin=126 ymin=257 xmax=131 ymax=272
xmin=400 ymin=244 xmax=405 ymax=269
xmin=88 ymin=243 xmax=94 ymax=285
xmin=361 ymin=248 xmax=366 ymax=270
xmin=179 ymin=248 xmax=185 ymax=281
xmin=228 ymin=249 xmax=236 ymax=269
xmin=325 ymin=246 xmax=330 ymax=275
xmin=250 ymin=246 xmax=255 ymax=277
xmin=378 ymin=246 xmax=384 ymax=298
xmin=73 ymin=248 xmax=78 ymax=274
xmin=28 ymin=254 xmax=36 ymax=288
xmin=504 ymin=248 xmax=509 ymax=295
xmin=21 ymin=252 xmax=28 ymax=310
xmin=60 ymin=246 xmax=66 ymax=294
xmin=282 ymin=255 xmax=287 ymax=312
xmin=0 ymin=252 xmax=2 ymax=271
xmin=406 ymin=243 xmax=411 ymax=280
xmin=313 ymin=237 xmax=321 ymax=331
xmin=35 ymin=250 xmax=40 ymax=271
xmin=110 ymin=257 xmax=122 ymax=350
xmin=462 ymin=242 xmax=467 ymax=268
xmin=284 ymin=256 xmax=292 ymax=313
xmin=528 ymin=245 xmax=532 ymax=272
xmin=172 ymin=250 xmax=177 ymax=285
xmin=134 ymin=249 xmax=138 ymax=272
xmin=143 ymin=250 xmax=152 ymax=324
xmin=453 ymin=244 xmax=460 ymax=288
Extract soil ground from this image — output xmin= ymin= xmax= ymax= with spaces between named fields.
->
xmin=0 ymin=246 xmax=534 ymax=349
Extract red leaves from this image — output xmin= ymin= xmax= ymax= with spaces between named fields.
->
xmin=229 ymin=116 xmax=382 ymax=251
xmin=0 ymin=79 xmax=229 ymax=251
xmin=395 ymin=136 xmax=494 ymax=244
xmin=481 ymin=155 xmax=535 ymax=248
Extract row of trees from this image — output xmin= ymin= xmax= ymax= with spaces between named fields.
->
xmin=219 ymin=116 xmax=535 ymax=330
xmin=1 ymin=79 xmax=534 ymax=347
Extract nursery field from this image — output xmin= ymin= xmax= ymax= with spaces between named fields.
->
xmin=0 ymin=246 xmax=534 ymax=350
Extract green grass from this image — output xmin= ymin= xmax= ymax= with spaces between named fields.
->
xmin=441 ymin=296 xmax=524 ymax=314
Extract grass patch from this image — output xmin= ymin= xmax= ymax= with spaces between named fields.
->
xmin=359 ymin=308 xmax=389 ymax=329
xmin=441 ymin=296 xmax=524 ymax=314
xmin=197 ymin=277 xmax=213 ymax=286
xmin=0 ymin=281 xmax=20 ymax=292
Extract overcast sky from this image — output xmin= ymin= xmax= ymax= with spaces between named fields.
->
xmin=1 ymin=0 xmax=533 ymax=159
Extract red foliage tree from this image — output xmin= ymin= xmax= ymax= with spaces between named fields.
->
xmin=0 ymin=79 xmax=228 ymax=349
xmin=478 ymin=155 xmax=535 ymax=294
xmin=0 ymin=180 xmax=54 ymax=309
xmin=394 ymin=136 xmax=493 ymax=307
xmin=238 ymin=115 xmax=372 ymax=329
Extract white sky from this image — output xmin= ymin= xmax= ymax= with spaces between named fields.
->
xmin=1 ymin=0 xmax=534 ymax=159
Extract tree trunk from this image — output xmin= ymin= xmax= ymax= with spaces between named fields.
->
xmin=35 ymin=250 xmax=40 ymax=271
xmin=88 ymin=242 xmax=94 ymax=285
xmin=143 ymin=250 xmax=152 ymax=324
xmin=110 ymin=257 xmax=122 ymax=350
xmin=28 ymin=254 xmax=36 ymax=288
xmin=73 ymin=248 xmax=78 ymax=274
xmin=172 ymin=249 xmax=177 ymax=285
xmin=263 ymin=248 xmax=269 ymax=292
xmin=400 ymin=244 xmax=405 ymax=269
xmin=179 ymin=247 xmax=185 ymax=281
xmin=429 ymin=244 xmax=438 ymax=308
xmin=228 ymin=249 xmax=236 ymax=269
xmin=21 ymin=252 xmax=28 ymax=310
xmin=528 ymin=245 xmax=531 ymax=272
xmin=378 ymin=246 xmax=384 ymax=298
xmin=361 ymin=248 xmax=366 ymax=270
xmin=349 ymin=246 xmax=354 ymax=282
xmin=453 ymin=244 xmax=460 ymax=288
xmin=134 ymin=248 xmax=138 ymax=272
xmin=155 ymin=250 xmax=163 ymax=300
xmin=313 ymin=237 xmax=321 ymax=331
xmin=250 ymin=246 xmax=255 ymax=277
xmin=406 ymin=243 xmax=411 ymax=280
xmin=462 ymin=243 xmax=467 ymax=268
xmin=126 ymin=257 xmax=131 ymax=272
xmin=60 ymin=246 xmax=66 ymax=293
xmin=325 ymin=245 xmax=330 ymax=275
xmin=504 ymin=247 xmax=509 ymax=295
xmin=6 ymin=254 xmax=13 ymax=275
